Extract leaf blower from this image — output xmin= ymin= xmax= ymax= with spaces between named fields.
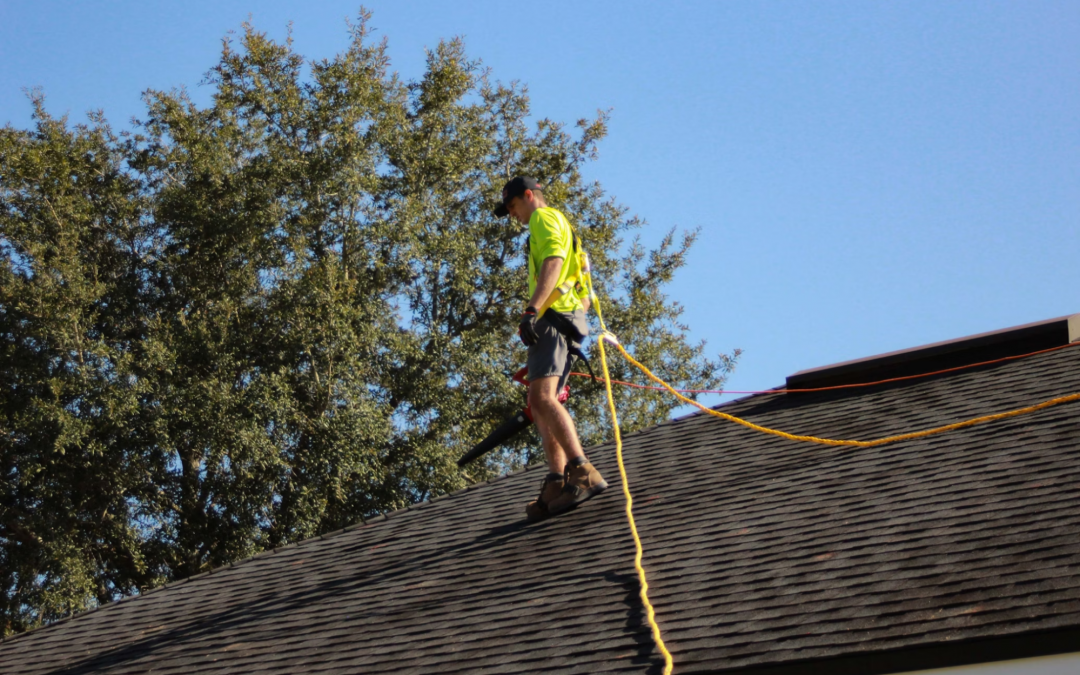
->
xmin=457 ymin=366 xmax=570 ymax=467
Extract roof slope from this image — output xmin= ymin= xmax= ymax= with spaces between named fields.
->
xmin=3 ymin=340 xmax=1080 ymax=675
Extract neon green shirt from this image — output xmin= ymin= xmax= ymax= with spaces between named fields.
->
xmin=528 ymin=207 xmax=583 ymax=314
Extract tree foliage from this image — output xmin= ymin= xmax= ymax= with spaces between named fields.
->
xmin=0 ymin=13 xmax=737 ymax=635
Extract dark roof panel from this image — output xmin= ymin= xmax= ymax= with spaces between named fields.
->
xmin=3 ymin=336 xmax=1080 ymax=675
xmin=787 ymin=313 xmax=1080 ymax=389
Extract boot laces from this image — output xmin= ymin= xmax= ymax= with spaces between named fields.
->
xmin=538 ymin=473 xmax=562 ymax=500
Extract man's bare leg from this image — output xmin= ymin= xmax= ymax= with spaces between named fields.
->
xmin=530 ymin=411 xmax=566 ymax=475
xmin=530 ymin=375 xmax=608 ymax=515
xmin=529 ymin=375 xmax=585 ymax=473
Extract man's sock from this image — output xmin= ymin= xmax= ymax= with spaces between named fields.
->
xmin=568 ymin=456 xmax=587 ymax=468
xmin=547 ymin=471 xmax=565 ymax=482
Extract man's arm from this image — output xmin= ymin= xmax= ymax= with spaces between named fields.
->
xmin=527 ymin=256 xmax=564 ymax=311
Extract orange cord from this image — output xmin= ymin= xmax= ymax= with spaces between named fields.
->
xmin=571 ymin=340 xmax=1080 ymax=396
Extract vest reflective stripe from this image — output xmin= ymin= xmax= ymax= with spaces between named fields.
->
xmin=535 ymin=236 xmax=592 ymax=317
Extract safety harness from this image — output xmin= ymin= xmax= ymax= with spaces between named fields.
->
xmin=529 ymin=225 xmax=597 ymax=381
xmin=530 ymin=226 xmax=591 ymax=317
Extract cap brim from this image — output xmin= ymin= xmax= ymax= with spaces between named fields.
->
xmin=493 ymin=203 xmax=509 ymax=217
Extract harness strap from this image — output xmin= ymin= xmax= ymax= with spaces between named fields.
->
xmin=568 ymin=344 xmax=596 ymax=383
xmin=530 ymin=225 xmax=592 ymax=317
xmin=542 ymin=309 xmax=596 ymax=383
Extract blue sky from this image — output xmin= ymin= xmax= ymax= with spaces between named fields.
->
xmin=2 ymin=0 xmax=1078 ymax=410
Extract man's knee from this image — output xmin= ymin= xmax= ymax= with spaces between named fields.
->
xmin=528 ymin=377 xmax=560 ymax=410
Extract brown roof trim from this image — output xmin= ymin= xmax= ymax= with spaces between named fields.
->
xmin=704 ymin=625 xmax=1080 ymax=675
xmin=787 ymin=313 xmax=1080 ymax=391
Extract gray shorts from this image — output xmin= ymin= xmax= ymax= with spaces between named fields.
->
xmin=528 ymin=308 xmax=590 ymax=390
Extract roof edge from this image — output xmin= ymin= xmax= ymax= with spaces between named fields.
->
xmin=706 ymin=624 xmax=1080 ymax=675
xmin=787 ymin=313 xmax=1080 ymax=390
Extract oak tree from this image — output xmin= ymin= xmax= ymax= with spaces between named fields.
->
xmin=0 ymin=12 xmax=737 ymax=635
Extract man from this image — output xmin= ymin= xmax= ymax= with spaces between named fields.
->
xmin=494 ymin=176 xmax=608 ymax=522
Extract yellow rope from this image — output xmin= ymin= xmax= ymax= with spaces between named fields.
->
xmin=608 ymin=337 xmax=1080 ymax=448
xmin=584 ymin=275 xmax=1075 ymax=675
xmin=588 ymin=330 xmax=1078 ymax=675
xmin=589 ymin=289 xmax=674 ymax=675
xmin=577 ymin=247 xmax=1078 ymax=675
xmin=596 ymin=334 xmax=675 ymax=673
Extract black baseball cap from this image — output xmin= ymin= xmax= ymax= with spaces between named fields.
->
xmin=493 ymin=176 xmax=543 ymax=217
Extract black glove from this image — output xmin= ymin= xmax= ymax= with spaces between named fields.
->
xmin=518 ymin=306 xmax=540 ymax=347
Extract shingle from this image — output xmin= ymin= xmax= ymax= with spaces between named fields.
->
xmin=2 ymin=343 xmax=1080 ymax=674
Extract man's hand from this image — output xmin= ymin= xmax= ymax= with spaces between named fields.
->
xmin=518 ymin=307 xmax=540 ymax=347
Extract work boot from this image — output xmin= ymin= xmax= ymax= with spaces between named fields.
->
xmin=526 ymin=472 xmax=565 ymax=523
xmin=547 ymin=460 xmax=608 ymax=515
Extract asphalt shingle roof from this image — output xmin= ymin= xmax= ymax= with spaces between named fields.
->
xmin=3 ymin=330 xmax=1080 ymax=675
